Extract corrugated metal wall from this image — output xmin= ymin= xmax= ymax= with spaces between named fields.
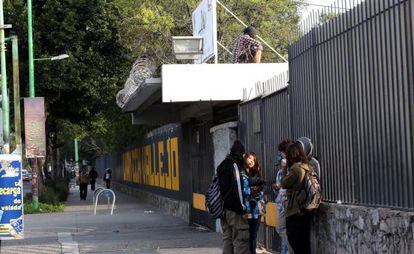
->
xmin=289 ymin=0 xmax=414 ymax=208
xmin=239 ymin=88 xmax=291 ymax=251
xmin=240 ymin=0 xmax=414 ymax=212
xmin=239 ymin=98 xmax=263 ymax=162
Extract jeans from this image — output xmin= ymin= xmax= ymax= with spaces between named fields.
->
xmin=79 ymin=183 xmax=88 ymax=200
xmin=105 ymin=180 xmax=111 ymax=189
xmin=248 ymin=218 xmax=260 ymax=254
xmin=221 ymin=209 xmax=250 ymax=254
xmin=286 ymin=212 xmax=311 ymax=254
xmin=281 ymin=238 xmax=289 ymax=254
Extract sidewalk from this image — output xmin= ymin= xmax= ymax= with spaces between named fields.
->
xmin=1 ymin=184 xmax=222 ymax=254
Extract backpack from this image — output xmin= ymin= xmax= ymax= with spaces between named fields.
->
xmin=205 ymin=163 xmax=243 ymax=219
xmin=297 ymin=168 xmax=322 ymax=211
xmin=205 ymin=174 xmax=224 ymax=219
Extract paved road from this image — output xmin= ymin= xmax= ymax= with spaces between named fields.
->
xmin=1 ymin=185 xmax=222 ymax=254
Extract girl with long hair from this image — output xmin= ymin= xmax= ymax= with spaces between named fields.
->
xmin=244 ymin=152 xmax=265 ymax=254
xmin=281 ymin=142 xmax=312 ymax=254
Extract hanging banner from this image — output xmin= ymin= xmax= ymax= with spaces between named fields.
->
xmin=24 ymin=97 xmax=46 ymax=158
xmin=0 ymin=154 xmax=24 ymax=240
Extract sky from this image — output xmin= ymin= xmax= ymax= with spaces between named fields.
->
xmin=301 ymin=0 xmax=339 ymax=21
xmin=300 ymin=0 xmax=364 ymax=22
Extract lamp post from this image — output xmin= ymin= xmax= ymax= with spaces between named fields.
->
xmin=28 ymin=0 xmax=35 ymax=98
xmin=29 ymin=51 xmax=69 ymax=210
xmin=0 ymin=0 xmax=11 ymax=154
xmin=27 ymin=0 xmax=69 ymax=209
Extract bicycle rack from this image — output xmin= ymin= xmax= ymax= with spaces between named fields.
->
xmin=94 ymin=189 xmax=116 ymax=215
xmin=92 ymin=187 xmax=106 ymax=204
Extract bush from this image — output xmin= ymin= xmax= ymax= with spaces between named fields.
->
xmin=40 ymin=187 xmax=59 ymax=205
xmin=42 ymin=177 xmax=70 ymax=203
xmin=24 ymin=201 xmax=64 ymax=214
xmin=55 ymin=180 xmax=69 ymax=202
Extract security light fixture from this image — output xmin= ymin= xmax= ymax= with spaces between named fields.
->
xmin=172 ymin=36 xmax=203 ymax=60
xmin=51 ymin=54 xmax=69 ymax=61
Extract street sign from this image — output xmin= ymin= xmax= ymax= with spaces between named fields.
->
xmin=24 ymin=97 xmax=46 ymax=158
xmin=0 ymin=154 xmax=24 ymax=240
xmin=192 ymin=0 xmax=218 ymax=63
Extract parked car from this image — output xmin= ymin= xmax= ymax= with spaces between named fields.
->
xmin=22 ymin=169 xmax=29 ymax=182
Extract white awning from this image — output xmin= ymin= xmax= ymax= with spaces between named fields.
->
xmin=162 ymin=63 xmax=288 ymax=103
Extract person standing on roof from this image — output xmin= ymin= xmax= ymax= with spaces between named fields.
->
xmin=232 ymin=26 xmax=263 ymax=64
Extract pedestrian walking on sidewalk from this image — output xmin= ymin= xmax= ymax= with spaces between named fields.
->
xmin=281 ymin=142 xmax=312 ymax=254
xmin=273 ymin=140 xmax=294 ymax=254
xmin=89 ymin=166 xmax=98 ymax=191
xmin=79 ymin=169 xmax=89 ymax=200
xmin=103 ymin=168 xmax=112 ymax=189
xmin=232 ymin=26 xmax=263 ymax=64
xmin=217 ymin=140 xmax=250 ymax=254
xmin=244 ymin=152 xmax=265 ymax=254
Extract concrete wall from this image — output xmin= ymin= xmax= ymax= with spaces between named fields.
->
xmin=210 ymin=121 xmax=238 ymax=170
xmin=312 ymin=203 xmax=414 ymax=253
xmin=112 ymin=182 xmax=190 ymax=223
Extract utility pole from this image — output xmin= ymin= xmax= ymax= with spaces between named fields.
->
xmin=4 ymin=36 xmax=21 ymax=152
xmin=74 ymin=138 xmax=79 ymax=180
xmin=11 ymin=36 xmax=20 ymax=149
xmin=0 ymin=0 xmax=10 ymax=154
xmin=12 ymin=36 xmax=22 ymax=149
xmin=74 ymin=138 xmax=79 ymax=162
xmin=28 ymin=0 xmax=35 ymax=97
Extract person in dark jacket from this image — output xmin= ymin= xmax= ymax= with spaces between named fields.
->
xmin=79 ymin=169 xmax=89 ymax=200
xmin=88 ymin=167 xmax=98 ymax=191
xmin=103 ymin=168 xmax=112 ymax=189
xmin=217 ymin=140 xmax=250 ymax=254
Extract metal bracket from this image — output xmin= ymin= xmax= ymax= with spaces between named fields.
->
xmin=0 ymin=24 xmax=12 ymax=29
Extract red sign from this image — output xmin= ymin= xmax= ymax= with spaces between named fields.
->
xmin=24 ymin=98 xmax=46 ymax=158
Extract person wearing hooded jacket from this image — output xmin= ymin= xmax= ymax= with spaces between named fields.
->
xmin=217 ymin=140 xmax=250 ymax=254
xmin=281 ymin=142 xmax=312 ymax=254
xmin=297 ymin=137 xmax=320 ymax=180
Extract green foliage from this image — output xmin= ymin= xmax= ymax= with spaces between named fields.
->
xmin=24 ymin=202 xmax=65 ymax=214
xmin=24 ymin=191 xmax=65 ymax=214
xmin=114 ymin=0 xmax=303 ymax=65
xmin=40 ymin=187 xmax=60 ymax=205
xmin=4 ymin=0 xmax=145 ymax=159
xmin=3 ymin=0 xmax=303 ymax=161
xmin=44 ymin=177 xmax=70 ymax=202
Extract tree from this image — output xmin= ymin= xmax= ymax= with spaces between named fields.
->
xmin=4 ymin=0 xmax=140 ymax=164
xmin=114 ymin=0 xmax=303 ymax=65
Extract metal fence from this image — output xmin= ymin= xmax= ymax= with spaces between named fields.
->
xmin=240 ymin=0 xmax=414 ymax=212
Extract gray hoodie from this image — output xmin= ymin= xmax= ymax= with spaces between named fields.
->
xmin=297 ymin=137 xmax=321 ymax=180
